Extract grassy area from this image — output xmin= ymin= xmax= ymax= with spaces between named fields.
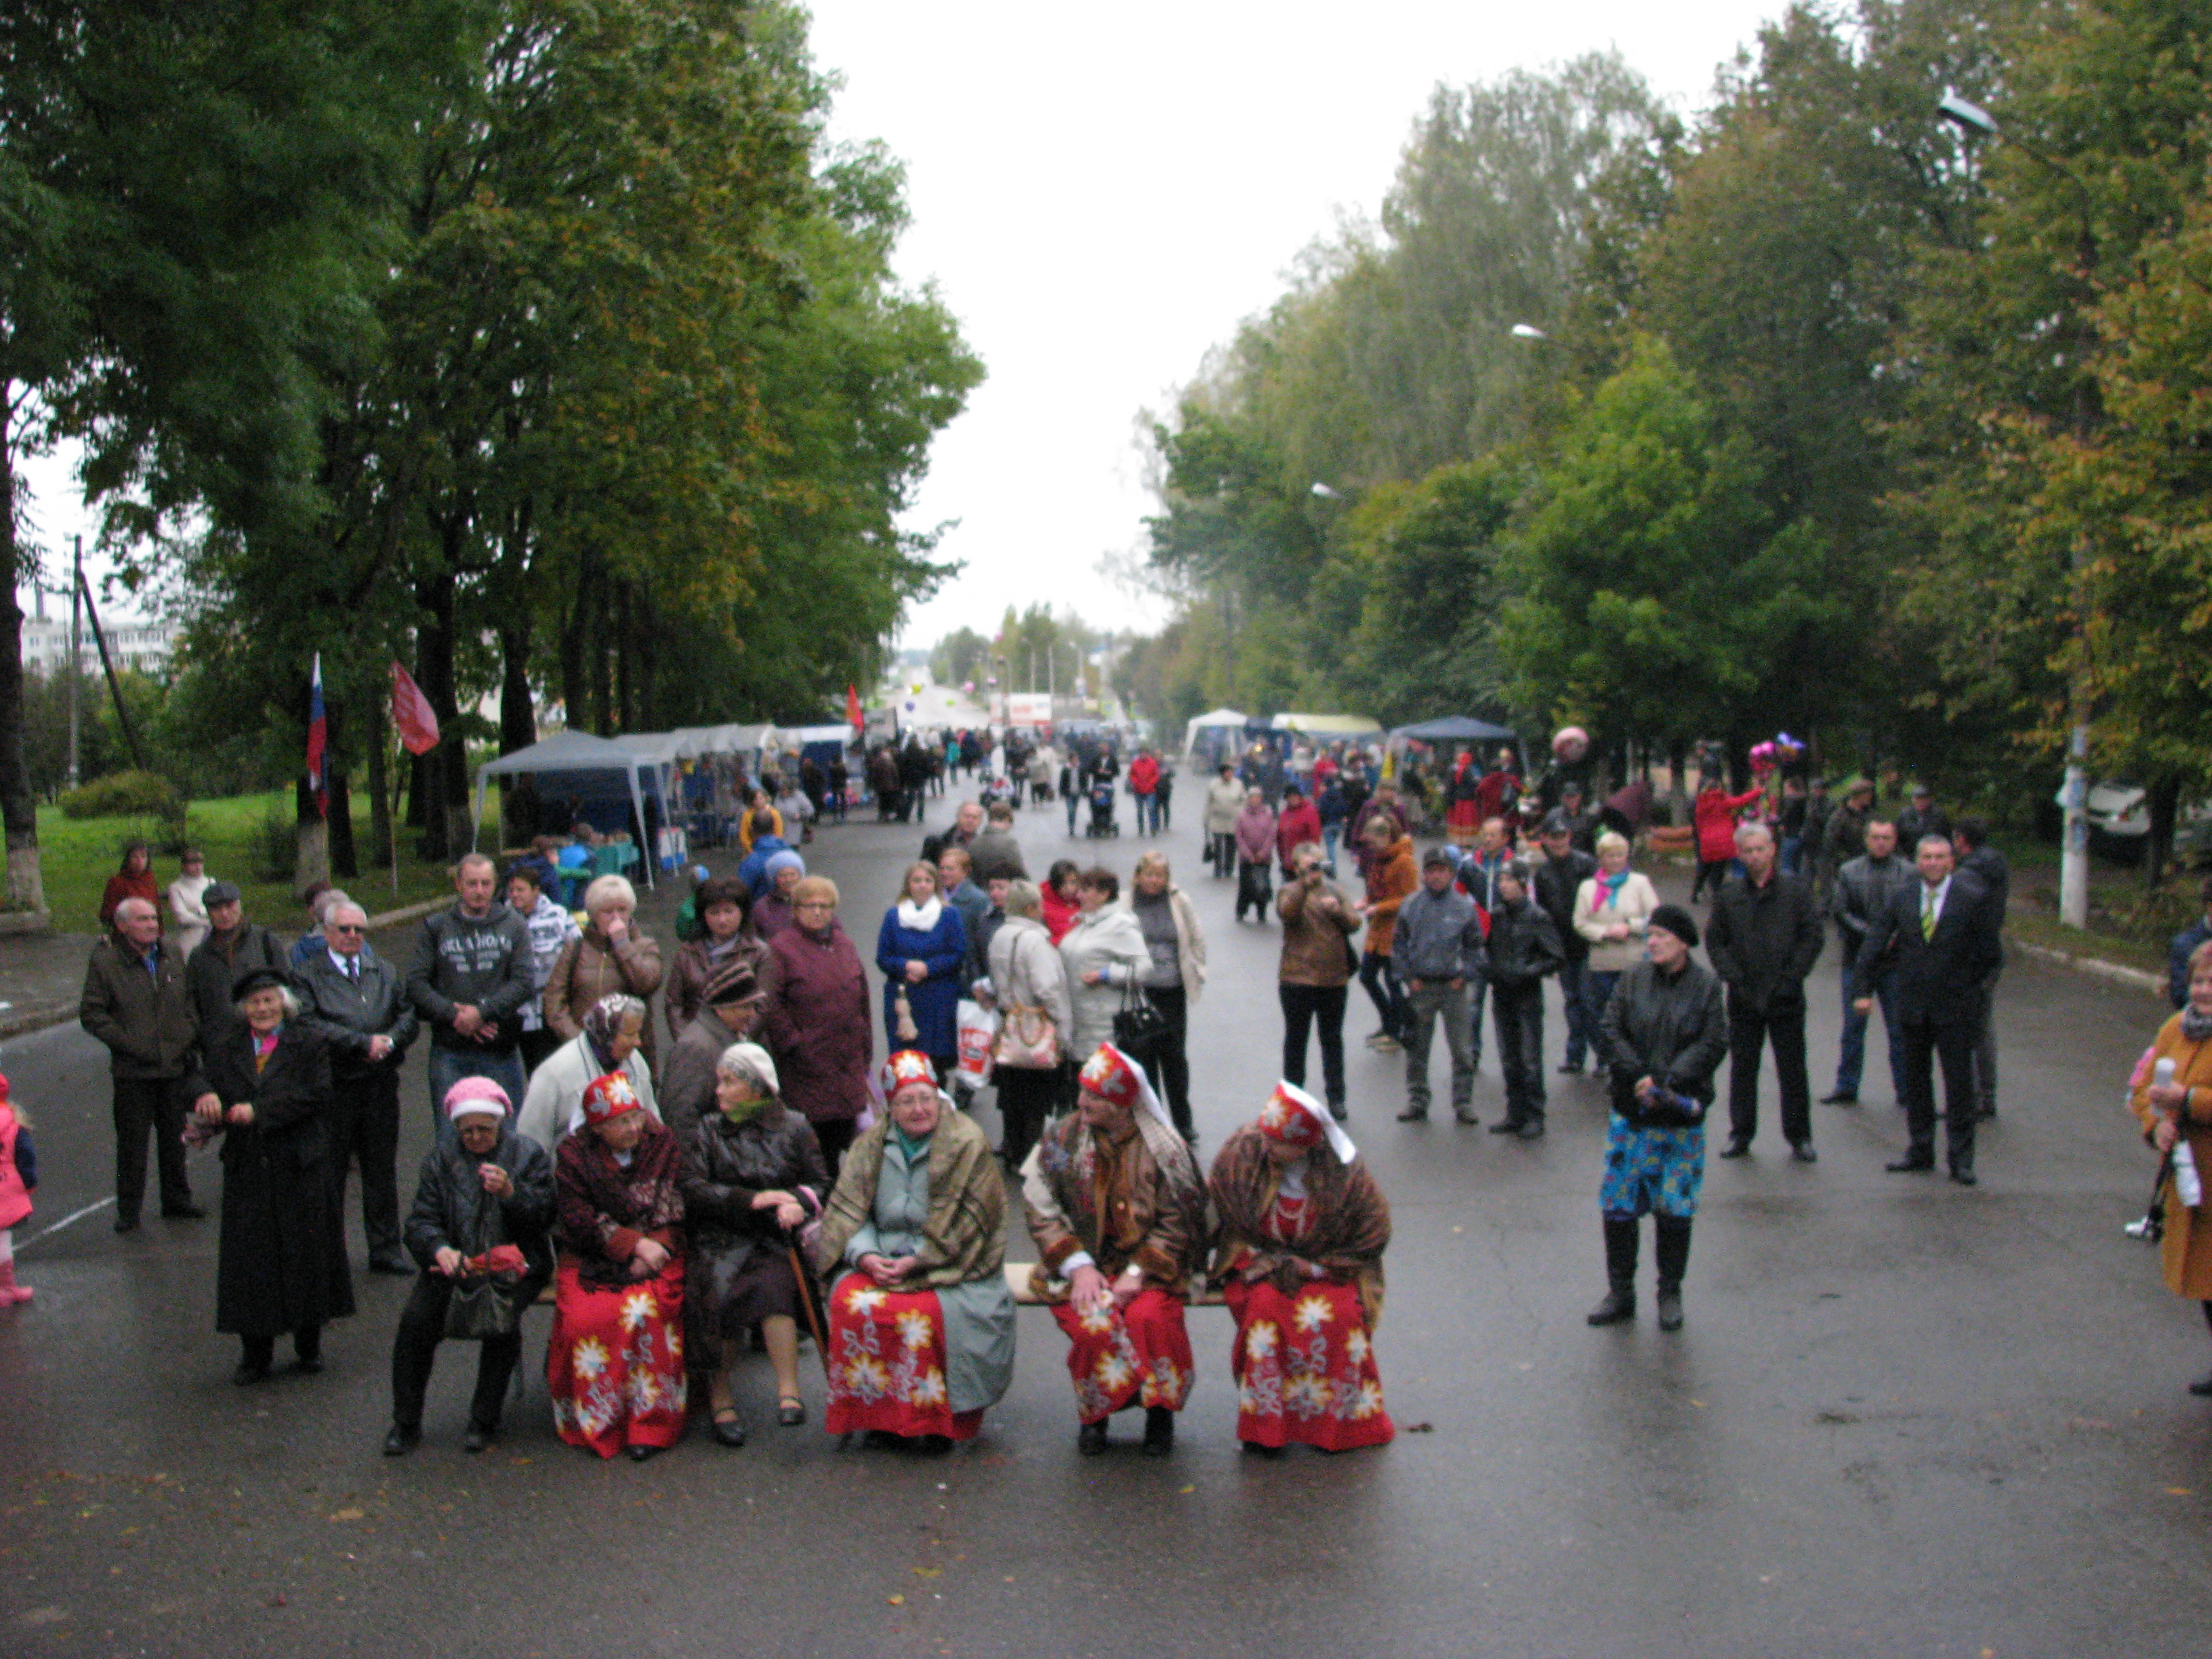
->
xmin=31 ymin=792 xmax=465 ymax=935
xmin=1987 ymin=830 xmax=2188 ymax=977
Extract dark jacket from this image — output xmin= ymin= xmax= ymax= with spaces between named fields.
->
xmin=403 ymin=1126 xmax=556 ymax=1285
xmin=1820 ymin=802 xmax=1874 ymax=872
xmin=1391 ymin=884 xmax=1486 ymax=985
xmin=764 ymin=921 xmax=873 ymax=1124
xmin=406 ymin=901 xmax=534 ymax=1054
xmin=1831 ymin=851 xmax=1912 ymax=962
xmin=185 ymin=924 xmax=289 ymax=1044
xmin=297 ymin=944 xmax=419 ymax=1084
xmin=1851 ymin=872 xmax=2004 ymax=1024
xmin=1482 ymin=897 xmax=1564 ymax=990
xmin=1959 ymin=846 xmax=2010 ymax=924
xmin=1532 ymin=848 xmax=1599 ymax=963
xmin=966 ymin=828 xmax=1027 ymax=884
xmin=1601 ymin=958 xmax=1729 ymax=1119
xmin=1705 ymin=869 xmax=1824 ymax=1012
xmin=79 ymin=935 xmax=201 ymax=1082
xmin=680 ymin=1101 xmax=828 ymax=1309
xmin=1893 ymin=804 xmax=1953 ymax=857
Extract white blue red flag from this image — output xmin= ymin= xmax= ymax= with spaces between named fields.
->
xmin=306 ymin=653 xmax=328 ymax=819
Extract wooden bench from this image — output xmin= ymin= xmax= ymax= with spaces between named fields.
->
xmin=1002 ymin=1262 xmax=1226 ymax=1307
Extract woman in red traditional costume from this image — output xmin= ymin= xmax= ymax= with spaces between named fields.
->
xmin=548 ymin=1071 xmax=688 ymax=1461
xmin=815 ymin=1050 xmax=1015 ymax=1449
xmin=1208 ymin=1081 xmax=1395 ymax=1456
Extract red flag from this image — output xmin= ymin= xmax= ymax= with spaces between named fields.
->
xmin=392 ymin=661 xmax=441 ymax=755
xmin=846 ymin=682 xmax=863 ymax=732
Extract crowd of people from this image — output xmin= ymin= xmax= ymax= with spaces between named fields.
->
xmin=16 ymin=733 xmax=2212 ymax=1462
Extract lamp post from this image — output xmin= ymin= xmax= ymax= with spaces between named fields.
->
xmin=1939 ymin=91 xmax=2098 ymax=928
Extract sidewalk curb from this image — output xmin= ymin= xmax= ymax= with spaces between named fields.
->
xmin=363 ymin=897 xmax=444 ymax=931
xmin=2013 ymin=939 xmax=2163 ymax=996
xmin=0 ymin=1000 xmax=79 ymax=1042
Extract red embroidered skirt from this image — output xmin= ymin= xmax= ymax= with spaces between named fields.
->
xmin=1050 ymin=1287 xmax=1193 ymax=1423
xmin=823 ymin=1274 xmax=983 ymax=1442
xmin=547 ymin=1257 xmax=689 ymax=1458
xmin=1224 ymin=1279 xmax=1393 ymax=1452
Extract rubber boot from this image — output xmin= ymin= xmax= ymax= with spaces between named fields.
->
xmin=1654 ymin=1214 xmax=1693 ymax=1332
xmin=0 ymin=1258 xmax=31 ymax=1304
xmin=1586 ymin=1215 xmax=1639 ymax=1325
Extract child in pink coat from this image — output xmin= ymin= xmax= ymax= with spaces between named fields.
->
xmin=0 ymin=1073 xmax=38 ymax=1303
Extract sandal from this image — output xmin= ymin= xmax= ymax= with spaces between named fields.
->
xmin=710 ymin=1408 xmax=747 ymax=1448
xmin=777 ymin=1396 xmax=806 ymax=1427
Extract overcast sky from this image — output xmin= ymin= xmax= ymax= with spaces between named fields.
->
xmin=18 ymin=3 xmax=1787 ymax=637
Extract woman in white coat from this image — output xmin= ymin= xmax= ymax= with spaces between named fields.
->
xmin=1056 ymin=866 xmax=1149 ymax=1063
xmin=514 ymin=994 xmax=660 ymax=1153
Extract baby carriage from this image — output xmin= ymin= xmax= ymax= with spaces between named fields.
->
xmin=1084 ymin=779 xmax=1120 ymax=838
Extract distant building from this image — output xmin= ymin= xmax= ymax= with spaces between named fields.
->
xmin=14 ymin=588 xmax=177 ymax=676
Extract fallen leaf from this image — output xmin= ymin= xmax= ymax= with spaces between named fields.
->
xmin=913 ymin=1568 xmax=941 ymax=1580
xmin=887 ymin=1594 xmax=905 ymax=1607
xmin=2166 ymin=1487 xmax=2194 ymax=1496
xmin=1179 ymin=1484 xmax=1195 ymax=1494
xmin=327 ymin=1509 xmax=364 ymax=1523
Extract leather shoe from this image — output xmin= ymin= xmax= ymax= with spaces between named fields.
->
xmin=1718 ymin=1139 xmax=1752 ymax=1160
xmin=231 ymin=1361 xmax=270 ymax=1387
xmin=1077 ymin=1420 xmax=1109 ymax=1457
xmin=777 ymin=1398 xmax=806 ymax=1427
xmin=382 ymin=1425 xmax=420 ymax=1457
xmin=1141 ymin=1406 xmax=1176 ymax=1457
xmin=710 ymin=1412 xmax=747 ymax=1448
xmin=114 ymin=1214 xmax=140 ymax=1234
xmin=368 ymin=1250 xmax=415 ymax=1276
xmin=1819 ymin=1091 xmax=1858 ymax=1106
xmin=2188 ymin=1373 xmax=2212 ymax=1398
xmin=1885 ymin=1155 xmax=1934 ymax=1173
xmin=462 ymin=1422 xmax=495 ymax=1454
xmin=1395 ymin=1106 xmax=1429 ymax=1122
xmin=626 ymin=1443 xmax=663 ymax=1463
xmin=1517 ymin=1120 xmax=1546 ymax=1141
xmin=1241 ymin=1439 xmax=1287 ymax=1459
xmin=1488 ymin=1120 xmax=1525 ymax=1135
xmin=1789 ymin=1142 xmax=1818 ymax=1164
xmin=1454 ymin=1109 xmax=1480 ymax=1126
xmin=1949 ymin=1168 xmax=1978 ymax=1187
xmin=160 ymin=1202 xmax=207 ymax=1220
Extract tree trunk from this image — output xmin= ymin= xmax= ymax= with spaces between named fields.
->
xmin=499 ymin=623 xmax=535 ymax=754
xmin=0 ymin=435 xmax=46 ymax=917
xmin=366 ymin=695 xmax=393 ymax=869
xmin=293 ymin=775 xmax=330 ymax=899
xmin=615 ymin=581 xmax=636 ymax=732
xmin=2146 ymin=775 xmax=2184 ymax=890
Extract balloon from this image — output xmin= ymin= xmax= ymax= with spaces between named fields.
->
xmin=1551 ymin=725 xmax=1589 ymax=763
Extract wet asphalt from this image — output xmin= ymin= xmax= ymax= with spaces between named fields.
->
xmin=3 ymin=785 xmax=2211 ymax=1658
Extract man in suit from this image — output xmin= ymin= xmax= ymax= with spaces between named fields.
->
xmin=1853 ymin=832 xmax=2004 ymax=1185
xmin=299 ymin=899 xmax=420 ymax=1273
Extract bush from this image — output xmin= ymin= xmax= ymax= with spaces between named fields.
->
xmin=60 ymin=770 xmax=182 ymax=821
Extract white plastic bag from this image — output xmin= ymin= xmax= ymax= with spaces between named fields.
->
xmin=954 ymin=998 xmax=997 ymax=1092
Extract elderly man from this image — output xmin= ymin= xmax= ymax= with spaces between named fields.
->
xmin=1825 ymin=819 xmax=1912 ymax=1106
xmin=405 ymin=853 xmax=533 ymax=1127
xmin=922 ymin=798 xmax=985 ymax=867
xmin=1023 ymin=1044 xmax=1209 ymax=1458
xmin=658 ymin=958 xmax=766 ymax=1141
xmin=966 ymin=800 xmax=1027 ymax=885
xmin=300 ymin=900 xmax=420 ymax=1273
xmin=79 ymin=897 xmax=205 ymax=1231
xmin=1706 ymin=822 xmax=1824 ymax=1162
xmin=1393 ymin=848 xmax=1486 ymax=1124
xmin=185 ymin=880 xmax=288 ymax=1042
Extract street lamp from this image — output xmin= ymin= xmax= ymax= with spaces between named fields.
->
xmin=1939 ymin=87 xmax=2098 ymax=929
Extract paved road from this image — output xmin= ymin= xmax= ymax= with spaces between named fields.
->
xmin=4 ymin=787 xmax=2210 ymax=1658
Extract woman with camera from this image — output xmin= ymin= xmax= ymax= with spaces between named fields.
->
xmin=1587 ymin=904 xmax=1727 ymax=1334
xmin=2129 ymin=937 xmax=2212 ymax=1397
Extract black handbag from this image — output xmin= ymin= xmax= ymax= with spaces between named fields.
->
xmin=442 ymin=1190 xmax=523 ymax=1343
xmin=1111 ymin=976 xmax=1171 ymax=1066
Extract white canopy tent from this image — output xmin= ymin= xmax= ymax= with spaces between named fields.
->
xmin=472 ymin=731 xmax=663 ymax=886
xmin=1181 ymin=708 xmax=1250 ymax=762
xmin=1272 ymin=712 xmax=1383 ymax=739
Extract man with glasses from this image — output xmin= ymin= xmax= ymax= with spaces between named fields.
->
xmin=300 ymin=901 xmax=420 ymax=1272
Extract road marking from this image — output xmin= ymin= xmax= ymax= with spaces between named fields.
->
xmin=17 ymin=1195 xmax=117 ymax=1247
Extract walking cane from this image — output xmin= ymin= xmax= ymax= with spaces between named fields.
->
xmin=788 ymin=1240 xmax=833 ymax=1380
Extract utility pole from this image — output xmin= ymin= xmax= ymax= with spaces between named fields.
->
xmin=66 ymin=537 xmax=81 ymax=788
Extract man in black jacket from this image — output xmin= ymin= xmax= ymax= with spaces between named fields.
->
xmin=1706 ymin=823 xmax=1825 ymax=1162
xmin=1853 ymin=833 xmax=2004 ymax=1185
xmin=184 ymin=881 xmax=288 ymax=1044
xmin=1953 ymin=818 xmax=2009 ymax=1122
xmin=1533 ymin=814 xmax=1599 ymax=1076
xmin=1484 ymin=861 xmax=1565 ymax=1139
xmin=300 ymin=900 xmax=421 ymax=1273
xmin=405 ymin=855 xmax=533 ymax=1129
xmin=78 ymin=897 xmax=208 ymax=1231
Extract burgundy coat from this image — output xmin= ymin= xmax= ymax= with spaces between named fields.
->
xmin=763 ymin=920 xmax=872 ymax=1125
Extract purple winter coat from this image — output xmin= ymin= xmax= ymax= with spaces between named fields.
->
xmin=763 ymin=920 xmax=872 ymax=1126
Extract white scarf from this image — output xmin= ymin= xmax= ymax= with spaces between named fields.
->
xmin=897 ymin=896 xmax=944 ymax=932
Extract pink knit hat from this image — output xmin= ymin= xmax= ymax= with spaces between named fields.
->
xmin=442 ymin=1076 xmax=510 ymax=1121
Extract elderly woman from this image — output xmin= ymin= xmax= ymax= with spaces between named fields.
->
xmin=1233 ymin=789 xmax=1279 ymax=923
xmin=192 ymin=967 xmax=352 ymax=1385
xmin=1209 ymin=1082 xmax=1393 ymax=1455
xmin=763 ymin=875 xmax=872 ymax=1173
xmin=679 ymin=1042 xmax=830 ymax=1446
xmin=1573 ymin=830 xmax=1662 ymax=1073
xmin=546 ymin=874 xmax=665 ymax=1072
xmin=1589 ymin=905 xmax=1728 ymax=1333
xmin=549 ymin=1071 xmax=687 ymax=1460
xmin=751 ymin=851 xmax=806 ymax=941
xmin=516 ymin=994 xmax=659 ymax=1153
xmin=1058 ymin=867 xmax=1149 ymax=1063
xmin=816 ymin=1050 xmax=1015 ymax=1448
xmin=876 ymin=861 xmax=968 ymax=1083
xmin=1204 ymin=762 xmax=1246 ymax=878
xmin=2129 ymin=938 xmax=2212 ymax=1397
xmin=666 ymin=876 xmax=773 ymax=1042
xmin=383 ymin=1078 xmax=555 ymax=1456
xmin=986 ymin=879 xmax=1074 ymax=1169
xmin=1127 ymin=851 xmax=1206 ymax=1143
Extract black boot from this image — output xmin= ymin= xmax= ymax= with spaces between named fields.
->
xmin=1586 ymin=1216 xmax=1639 ymax=1326
xmin=1141 ymin=1406 xmax=1175 ymax=1457
xmin=1654 ymin=1215 xmax=1693 ymax=1332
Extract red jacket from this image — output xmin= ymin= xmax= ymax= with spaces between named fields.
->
xmin=1694 ymin=786 xmax=1765 ymax=863
xmin=1128 ymin=755 xmax=1161 ymax=796
xmin=1276 ymin=800 xmax=1324 ymax=871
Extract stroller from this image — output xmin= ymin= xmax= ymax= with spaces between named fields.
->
xmin=1084 ymin=779 xmax=1121 ymax=838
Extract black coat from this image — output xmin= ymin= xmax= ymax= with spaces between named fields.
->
xmin=203 ymin=1023 xmax=354 ymax=1337
xmin=1532 ymin=848 xmax=1598 ymax=962
xmin=1853 ymin=872 xmax=2003 ymax=1025
xmin=1483 ymin=898 xmax=1564 ymax=990
xmin=1601 ymin=958 xmax=1729 ymax=1118
xmin=186 ymin=924 xmax=289 ymax=1047
xmin=297 ymin=945 xmax=419 ymax=1084
xmin=1705 ymin=870 xmax=1824 ymax=1012
xmin=679 ymin=1101 xmax=828 ymax=1328
xmin=403 ymin=1128 xmax=556 ymax=1288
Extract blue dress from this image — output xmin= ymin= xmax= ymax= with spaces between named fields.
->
xmin=876 ymin=903 xmax=968 ymax=1061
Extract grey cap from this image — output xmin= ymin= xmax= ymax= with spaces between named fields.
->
xmin=204 ymin=880 xmax=242 ymax=907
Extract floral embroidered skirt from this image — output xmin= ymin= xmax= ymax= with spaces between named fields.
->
xmin=1223 ymin=1279 xmax=1393 ymax=1452
xmin=824 ymin=1275 xmax=983 ymax=1442
xmin=1599 ymin=1112 xmax=1706 ymax=1220
xmin=548 ymin=1257 xmax=689 ymax=1458
xmin=1049 ymin=1287 xmax=1193 ymax=1423
xmin=1446 ymin=799 xmax=1482 ymax=845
